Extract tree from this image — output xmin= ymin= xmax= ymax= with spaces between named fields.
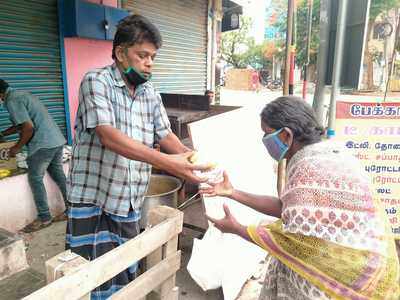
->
xmin=273 ymin=0 xmax=321 ymax=70
xmin=242 ymin=40 xmax=282 ymax=70
xmin=295 ymin=0 xmax=321 ymax=68
xmin=364 ymin=0 xmax=400 ymax=90
xmin=370 ymin=0 xmax=400 ymax=21
xmin=241 ymin=39 xmax=267 ymax=69
xmin=276 ymin=0 xmax=320 ymax=66
xmin=220 ymin=16 xmax=253 ymax=68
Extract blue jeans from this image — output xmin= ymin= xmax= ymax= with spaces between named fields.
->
xmin=26 ymin=146 xmax=67 ymax=221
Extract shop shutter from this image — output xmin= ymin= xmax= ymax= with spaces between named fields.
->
xmin=123 ymin=0 xmax=208 ymax=95
xmin=0 ymin=0 xmax=66 ymax=138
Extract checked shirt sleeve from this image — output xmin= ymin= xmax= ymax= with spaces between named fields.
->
xmin=79 ymin=72 xmax=115 ymax=129
xmin=153 ymin=92 xmax=171 ymax=141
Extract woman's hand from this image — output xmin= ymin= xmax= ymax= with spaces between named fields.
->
xmin=206 ymin=203 xmax=241 ymax=234
xmin=199 ymin=171 xmax=234 ymax=197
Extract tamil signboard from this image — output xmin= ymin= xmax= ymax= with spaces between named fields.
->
xmin=335 ymin=101 xmax=400 ymax=238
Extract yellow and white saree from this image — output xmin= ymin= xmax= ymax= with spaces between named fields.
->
xmin=248 ymin=141 xmax=399 ymax=299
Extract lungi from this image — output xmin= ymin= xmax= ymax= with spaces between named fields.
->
xmin=66 ymin=202 xmax=141 ymax=300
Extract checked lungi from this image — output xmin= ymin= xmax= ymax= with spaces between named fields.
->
xmin=66 ymin=202 xmax=141 ymax=300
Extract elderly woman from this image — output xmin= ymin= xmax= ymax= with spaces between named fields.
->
xmin=201 ymin=96 xmax=399 ymax=299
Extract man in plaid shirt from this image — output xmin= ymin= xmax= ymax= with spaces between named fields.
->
xmin=67 ymin=14 xmax=207 ymax=299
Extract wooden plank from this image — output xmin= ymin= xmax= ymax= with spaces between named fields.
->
xmin=159 ymin=236 xmax=178 ymax=299
xmin=153 ymin=286 xmax=179 ymax=300
xmin=146 ymin=210 xmax=181 ymax=300
xmin=146 ymin=207 xmax=183 ymax=271
xmin=146 ymin=210 xmax=163 ymax=274
xmin=110 ymin=251 xmax=181 ymax=300
xmin=45 ymin=250 xmax=89 ymax=283
xmin=23 ymin=207 xmax=183 ymax=300
xmin=45 ymin=251 xmax=90 ymax=300
xmin=167 ymin=287 xmax=179 ymax=300
xmin=146 ymin=209 xmax=181 ymax=300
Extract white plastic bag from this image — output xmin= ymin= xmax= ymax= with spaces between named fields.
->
xmin=187 ymin=226 xmax=224 ymax=290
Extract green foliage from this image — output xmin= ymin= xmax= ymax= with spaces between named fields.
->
xmin=369 ymin=0 xmax=400 ymax=21
xmin=295 ymin=0 xmax=321 ymax=66
xmin=273 ymin=0 xmax=321 ymax=67
xmin=264 ymin=0 xmax=399 ymax=69
xmin=241 ymin=39 xmax=266 ymax=69
xmin=369 ymin=46 xmax=383 ymax=63
xmin=220 ymin=16 xmax=254 ymax=68
xmin=365 ymin=0 xmax=400 ymax=88
xmin=220 ymin=16 xmax=280 ymax=69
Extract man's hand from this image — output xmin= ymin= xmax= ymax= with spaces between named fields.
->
xmin=9 ymin=146 xmax=20 ymax=158
xmin=206 ymin=203 xmax=241 ymax=234
xmin=199 ymin=171 xmax=234 ymax=197
xmin=95 ymin=126 xmax=210 ymax=183
xmin=163 ymin=151 xmax=211 ymax=184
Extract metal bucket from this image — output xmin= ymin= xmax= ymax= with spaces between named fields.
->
xmin=140 ymin=174 xmax=182 ymax=228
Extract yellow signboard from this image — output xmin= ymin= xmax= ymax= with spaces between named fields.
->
xmin=335 ymin=101 xmax=400 ymax=238
xmin=0 ymin=142 xmax=17 ymax=171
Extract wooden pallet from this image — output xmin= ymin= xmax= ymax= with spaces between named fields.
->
xmin=23 ymin=206 xmax=183 ymax=300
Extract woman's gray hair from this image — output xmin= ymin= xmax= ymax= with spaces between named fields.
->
xmin=261 ymin=96 xmax=324 ymax=145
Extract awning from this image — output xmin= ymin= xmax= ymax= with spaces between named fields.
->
xmin=221 ymin=0 xmax=243 ymax=32
xmin=222 ymin=0 xmax=243 ymax=14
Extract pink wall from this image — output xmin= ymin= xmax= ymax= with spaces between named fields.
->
xmin=88 ymin=0 xmax=116 ymax=5
xmin=64 ymin=39 xmax=113 ymax=133
xmin=64 ymin=0 xmax=117 ymax=137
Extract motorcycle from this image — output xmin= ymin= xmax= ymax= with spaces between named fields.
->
xmin=259 ymin=70 xmax=282 ymax=91
xmin=267 ymin=79 xmax=282 ymax=91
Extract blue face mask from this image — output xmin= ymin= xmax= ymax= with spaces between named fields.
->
xmin=262 ymin=128 xmax=289 ymax=161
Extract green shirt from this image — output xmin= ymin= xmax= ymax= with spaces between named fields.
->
xmin=4 ymin=88 xmax=66 ymax=156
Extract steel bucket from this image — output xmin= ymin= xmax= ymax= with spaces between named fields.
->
xmin=140 ymin=174 xmax=182 ymax=228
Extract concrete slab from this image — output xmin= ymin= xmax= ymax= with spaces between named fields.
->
xmin=0 ymin=268 xmax=45 ymax=300
xmin=0 ymin=228 xmax=28 ymax=281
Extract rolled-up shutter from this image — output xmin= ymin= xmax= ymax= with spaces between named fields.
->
xmin=123 ymin=0 xmax=208 ymax=95
xmin=0 ymin=0 xmax=66 ymax=138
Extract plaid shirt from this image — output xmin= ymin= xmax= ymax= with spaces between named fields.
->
xmin=68 ymin=64 xmax=171 ymax=216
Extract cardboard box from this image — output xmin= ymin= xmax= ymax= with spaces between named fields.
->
xmin=225 ymin=69 xmax=253 ymax=91
xmin=0 ymin=142 xmax=17 ymax=170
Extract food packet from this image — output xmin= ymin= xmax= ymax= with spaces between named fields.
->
xmin=189 ymin=152 xmax=223 ymax=187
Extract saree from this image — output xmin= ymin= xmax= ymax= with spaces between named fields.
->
xmin=248 ymin=141 xmax=399 ymax=300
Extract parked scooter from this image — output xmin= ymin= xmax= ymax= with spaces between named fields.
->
xmin=267 ymin=79 xmax=282 ymax=90
xmin=259 ymin=69 xmax=282 ymax=91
